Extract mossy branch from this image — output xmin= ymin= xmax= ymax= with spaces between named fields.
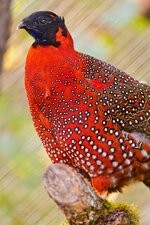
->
xmin=43 ymin=163 xmax=139 ymax=225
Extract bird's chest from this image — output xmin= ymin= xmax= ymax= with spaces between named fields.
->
xmin=25 ymin=61 xmax=98 ymax=133
xmin=25 ymin=60 xmax=109 ymax=168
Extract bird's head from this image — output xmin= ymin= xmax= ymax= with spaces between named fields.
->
xmin=17 ymin=11 xmax=73 ymax=48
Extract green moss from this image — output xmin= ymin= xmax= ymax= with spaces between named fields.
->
xmin=110 ymin=202 xmax=140 ymax=225
xmin=61 ymin=200 xmax=139 ymax=225
xmin=98 ymin=200 xmax=139 ymax=225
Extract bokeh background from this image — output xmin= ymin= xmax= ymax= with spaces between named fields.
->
xmin=0 ymin=0 xmax=150 ymax=224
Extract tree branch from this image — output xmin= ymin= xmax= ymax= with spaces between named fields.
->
xmin=0 ymin=0 xmax=12 ymax=75
xmin=43 ymin=164 xmax=139 ymax=225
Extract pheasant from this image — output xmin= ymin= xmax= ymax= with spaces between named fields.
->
xmin=18 ymin=11 xmax=150 ymax=195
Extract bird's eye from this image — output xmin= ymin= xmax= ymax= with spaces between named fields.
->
xmin=39 ymin=18 xmax=47 ymax=24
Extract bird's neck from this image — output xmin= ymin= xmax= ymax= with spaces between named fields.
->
xmin=26 ymin=29 xmax=75 ymax=63
xmin=55 ymin=28 xmax=74 ymax=49
xmin=25 ymin=35 xmax=77 ymax=104
xmin=32 ymin=28 xmax=74 ymax=49
xmin=25 ymin=29 xmax=75 ymax=74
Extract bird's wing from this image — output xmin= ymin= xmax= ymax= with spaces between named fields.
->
xmin=78 ymin=53 xmax=150 ymax=138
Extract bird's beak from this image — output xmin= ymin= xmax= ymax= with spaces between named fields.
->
xmin=16 ymin=21 xmax=27 ymax=30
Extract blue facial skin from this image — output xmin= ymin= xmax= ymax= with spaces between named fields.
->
xmin=26 ymin=29 xmax=38 ymax=39
xmin=26 ymin=29 xmax=47 ymax=44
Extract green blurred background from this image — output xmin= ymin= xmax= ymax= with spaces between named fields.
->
xmin=0 ymin=0 xmax=150 ymax=224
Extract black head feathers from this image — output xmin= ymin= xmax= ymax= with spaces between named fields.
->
xmin=18 ymin=11 xmax=67 ymax=47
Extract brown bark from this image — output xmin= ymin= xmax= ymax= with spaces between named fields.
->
xmin=43 ymin=164 xmax=139 ymax=225
xmin=0 ymin=0 xmax=12 ymax=75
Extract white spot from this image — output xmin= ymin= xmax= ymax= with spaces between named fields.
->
xmin=98 ymin=170 xmax=103 ymax=175
xmin=141 ymin=150 xmax=149 ymax=159
xmin=91 ymin=127 xmax=95 ymax=131
xmin=97 ymin=136 xmax=101 ymax=140
xmin=100 ymin=164 xmax=105 ymax=169
xmin=92 ymin=155 xmax=97 ymax=159
xmin=102 ymin=152 xmax=107 ymax=157
xmin=110 ymin=129 xmax=113 ymax=134
xmin=98 ymin=148 xmax=102 ymax=153
xmin=108 ymin=140 xmax=112 ymax=146
xmin=109 ymin=155 xmax=114 ymax=160
xmin=123 ymin=153 xmax=127 ymax=158
xmin=131 ymin=143 xmax=135 ymax=147
xmin=112 ymin=161 xmax=119 ymax=167
xmin=110 ymin=147 xmax=115 ymax=153
xmin=118 ymin=165 xmax=123 ymax=170
xmin=87 ymin=136 xmax=91 ymax=141
xmin=81 ymin=159 xmax=85 ymax=164
xmin=121 ymin=146 xmax=125 ymax=150
xmin=93 ymin=145 xmax=97 ymax=150
xmin=101 ymin=137 xmax=105 ymax=142
xmin=90 ymin=165 xmax=94 ymax=171
xmin=85 ymin=148 xmax=89 ymax=152
xmin=128 ymin=151 xmax=134 ymax=158
xmin=90 ymin=140 xmax=94 ymax=145
xmin=86 ymin=153 xmax=91 ymax=157
xmin=125 ymin=159 xmax=131 ymax=165
xmin=96 ymin=160 xmax=102 ymax=165
xmin=119 ymin=138 xmax=124 ymax=143
xmin=71 ymin=139 xmax=76 ymax=144
xmin=115 ymin=131 xmax=119 ymax=136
